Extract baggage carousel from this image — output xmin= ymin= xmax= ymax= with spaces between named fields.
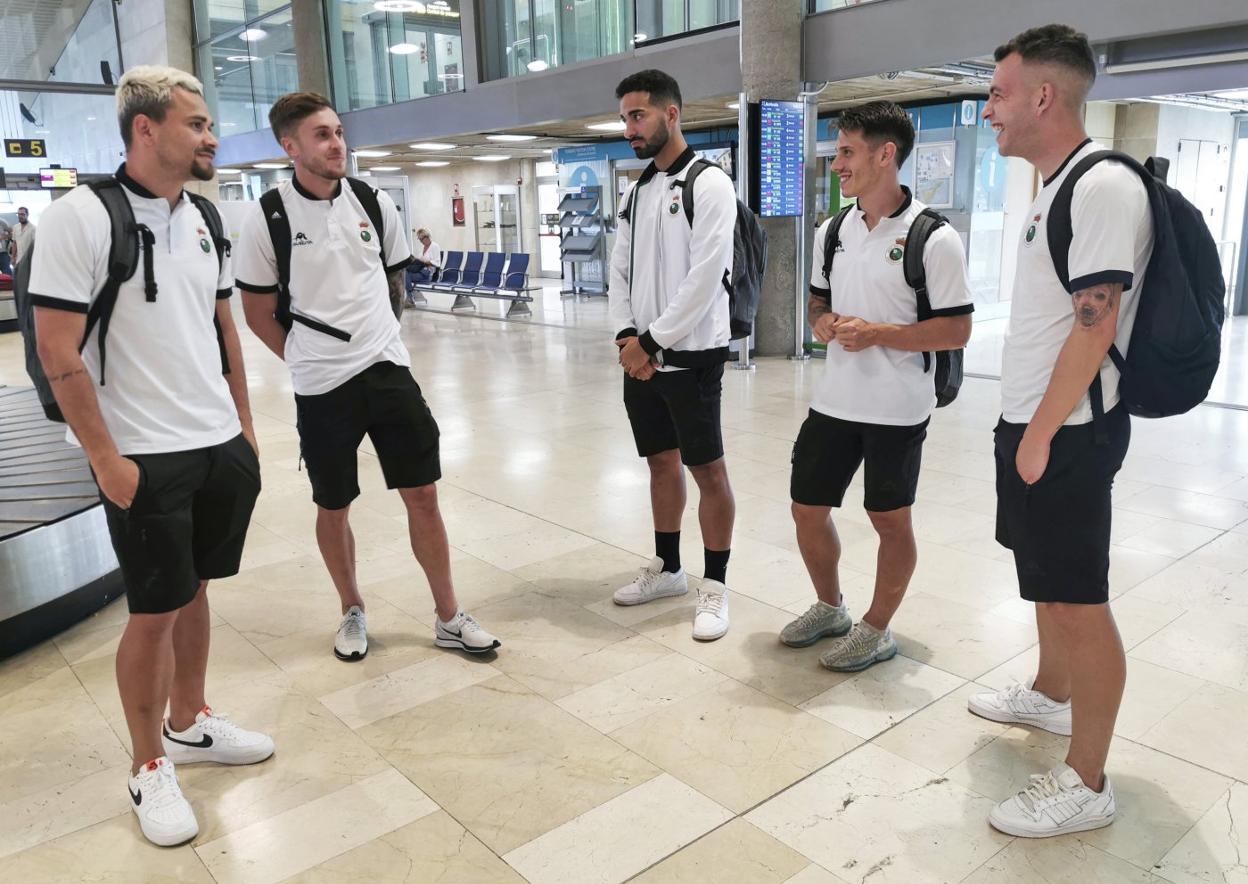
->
xmin=0 ymin=386 xmax=123 ymax=659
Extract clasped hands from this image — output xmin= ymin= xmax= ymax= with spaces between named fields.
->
xmin=616 ymin=336 xmax=658 ymax=380
xmin=812 ymin=312 xmax=878 ymax=352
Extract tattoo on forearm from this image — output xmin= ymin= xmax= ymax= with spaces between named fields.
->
xmin=808 ymin=295 xmax=831 ymax=328
xmin=1073 ymin=284 xmax=1117 ymax=328
xmin=387 ymin=272 xmax=404 ymax=318
xmin=50 ymin=368 xmax=87 ymax=384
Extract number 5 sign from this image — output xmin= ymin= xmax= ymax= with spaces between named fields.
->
xmin=5 ymin=139 xmax=47 ymax=158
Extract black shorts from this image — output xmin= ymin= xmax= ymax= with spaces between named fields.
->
xmin=295 ymin=361 xmax=441 ymax=510
xmin=623 ymin=364 xmax=724 ymax=467
xmin=100 ymin=434 xmax=261 ymax=615
xmin=790 ymin=410 xmax=929 ymax=512
xmin=995 ymin=405 xmax=1130 ymax=605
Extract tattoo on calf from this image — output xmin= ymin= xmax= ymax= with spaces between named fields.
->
xmin=1073 ymin=284 xmax=1117 ymax=329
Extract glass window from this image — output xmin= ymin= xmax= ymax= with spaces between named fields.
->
xmin=198 ymin=6 xmax=297 ymax=136
xmin=195 ymin=0 xmax=292 ymax=43
xmin=0 ymin=89 xmax=124 ymax=177
xmin=809 ymin=0 xmax=889 ymax=11
xmin=1 ymin=0 xmax=121 ymax=86
xmin=325 ymin=0 xmax=465 ymax=112
xmin=635 ymin=0 xmax=737 ymax=42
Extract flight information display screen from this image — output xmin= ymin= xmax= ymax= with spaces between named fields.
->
xmin=757 ymin=100 xmax=804 ymax=218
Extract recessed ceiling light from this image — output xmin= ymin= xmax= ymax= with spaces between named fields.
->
xmin=410 ymin=142 xmax=456 ymax=151
xmin=86 ymin=115 xmax=96 ymax=121
xmin=253 ymin=162 xmax=287 ymax=169
xmin=487 ymin=134 xmax=537 ymax=142
xmin=370 ymin=165 xmax=401 ymax=171
xmin=217 ymin=169 xmax=242 ymax=175
xmin=239 ymin=28 xmax=267 ymax=41
xmin=727 ymin=102 xmax=740 ymax=109
xmin=374 ymin=0 xmax=422 ymax=10
xmin=214 ymin=65 xmax=224 ymax=71
xmin=389 ymin=43 xmax=420 ymax=55
xmin=634 ymin=32 xmax=648 ymax=42
xmin=474 ymin=155 xmax=511 ymax=162
xmin=586 ymin=121 xmax=627 ymax=132
xmin=226 ymin=55 xmax=259 ymax=62
xmin=353 ymin=149 xmax=392 ymax=158
xmin=526 ymin=60 xmax=549 ymax=72
xmin=415 ymin=160 xmax=450 ymax=167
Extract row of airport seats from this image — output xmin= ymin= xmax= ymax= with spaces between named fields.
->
xmin=409 ymin=250 xmax=541 ymax=318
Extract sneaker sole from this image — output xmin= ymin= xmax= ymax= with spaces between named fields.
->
xmin=821 ymin=643 xmax=898 ymax=672
xmin=692 ymin=624 xmax=729 ymax=642
xmin=163 ymin=744 xmax=275 ymax=766
xmin=966 ymin=700 xmax=1072 ymax=736
xmin=781 ymin=621 xmax=852 ymax=648
xmin=334 ymin=647 xmax=368 ymax=662
xmin=613 ymin=585 xmax=688 ymax=607
xmin=131 ymin=807 xmax=199 ymax=848
xmin=988 ymin=808 xmax=1114 ymax=838
xmin=435 ymin=637 xmax=501 ymax=654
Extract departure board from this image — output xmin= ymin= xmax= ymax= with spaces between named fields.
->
xmin=757 ymin=100 xmax=804 ymax=217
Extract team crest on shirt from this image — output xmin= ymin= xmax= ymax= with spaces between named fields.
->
xmin=887 ymin=240 xmax=904 ymax=264
xmin=1025 ymin=213 xmax=1041 ymax=246
xmin=668 ymin=197 xmax=681 ymax=215
xmin=200 ymin=238 xmax=211 ymax=253
xmin=361 ymin=230 xmax=373 ymax=242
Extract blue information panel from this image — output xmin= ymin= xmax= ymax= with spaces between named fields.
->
xmin=758 ymin=99 xmax=804 ymax=218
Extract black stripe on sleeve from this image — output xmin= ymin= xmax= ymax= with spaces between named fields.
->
xmin=385 ymin=255 xmax=414 ymax=275
xmin=236 ymin=280 xmax=279 ymax=294
xmin=216 ymin=287 xmax=234 ymax=300
xmin=30 ymin=295 xmax=89 ymax=314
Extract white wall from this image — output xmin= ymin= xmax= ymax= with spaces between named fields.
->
xmin=1155 ymin=105 xmax=1236 ymax=161
xmin=403 ymin=159 xmax=540 ymax=256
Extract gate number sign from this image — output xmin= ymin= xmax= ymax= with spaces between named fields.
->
xmin=5 ymin=139 xmax=47 ymax=158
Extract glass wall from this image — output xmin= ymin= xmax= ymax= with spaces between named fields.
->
xmin=809 ymin=0 xmax=890 ymax=11
xmin=325 ymin=0 xmax=465 ymax=112
xmin=195 ymin=3 xmax=298 ymax=136
xmin=1 ymin=0 xmax=121 ymax=84
xmin=481 ymin=0 xmax=733 ymax=82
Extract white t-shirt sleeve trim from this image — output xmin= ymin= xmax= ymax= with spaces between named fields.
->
xmin=233 ymin=206 xmax=279 ymax=294
xmin=1067 ymin=163 xmax=1147 ymax=293
xmin=921 ymin=224 xmax=975 ymax=316
xmin=27 ymin=193 xmax=103 ymax=312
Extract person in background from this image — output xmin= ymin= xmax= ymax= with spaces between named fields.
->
xmin=405 ymin=227 xmax=443 ymax=307
xmin=10 ymin=206 xmax=36 ymax=267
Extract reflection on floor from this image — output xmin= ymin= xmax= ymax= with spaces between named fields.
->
xmin=1 ymin=302 xmax=1246 ymax=883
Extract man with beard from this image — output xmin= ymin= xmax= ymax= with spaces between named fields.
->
xmin=31 ymin=66 xmax=271 ymax=846
xmin=608 ymin=70 xmax=738 ymax=641
xmin=235 ymin=92 xmax=501 ymax=661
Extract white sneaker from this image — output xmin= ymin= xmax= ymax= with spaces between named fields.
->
xmin=163 ymin=706 xmax=275 ymax=766
xmin=435 ymin=610 xmax=501 ymax=654
xmin=967 ymin=679 xmax=1072 ymax=736
xmin=128 ymin=757 xmax=198 ymax=847
xmin=613 ymin=557 xmax=688 ymax=606
xmin=989 ymin=762 xmax=1116 ymax=838
xmin=335 ymin=606 xmax=368 ymax=661
xmin=692 ymin=581 xmax=730 ymax=641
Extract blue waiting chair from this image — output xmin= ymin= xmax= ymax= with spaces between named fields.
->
xmin=456 ymin=251 xmax=485 ymax=289
xmin=431 ymin=251 xmax=464 ymax=289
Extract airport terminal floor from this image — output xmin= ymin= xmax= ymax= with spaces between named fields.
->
xmin=1 ymin=301 xmax=1246 ymax=882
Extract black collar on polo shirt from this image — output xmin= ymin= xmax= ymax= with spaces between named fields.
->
xmin=1043 ymin=138 xmax=1093 ymax=187
xmin=637 ymin=144 xmax=699 ymax=188
xmin=291 ymin=172 xmax=343 ymax=202
xmin=115 ymin=162 xmax=177 ymax=201
xmin=854 ymin=185 xmax=913 ymax=222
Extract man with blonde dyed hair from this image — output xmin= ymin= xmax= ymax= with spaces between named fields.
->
xmin=30 ymin=64 xmax=273 ymax=847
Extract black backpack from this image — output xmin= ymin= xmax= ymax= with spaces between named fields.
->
xmin=1048 ymin=151 xmax=1225 ymax=432
xmin=16 ymin=178 xmax=230 ymax=422
xmin=620 ymin=158 xmax=767 ymax=340
xmin=820 ymin=205 xmax=964 ymax=407
xmin=260 ymin=177 xmax=387 ymax=341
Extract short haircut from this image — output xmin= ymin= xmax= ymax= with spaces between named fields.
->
xmin=268 ymin=92 xmax=335 ymax=142
xmin=116 ymin=65 xmax=204 ymax=148
xmin=18 ymin=206 xmax=28 ymax=212
xmin=994 ymin=24 xmax=1097 ymax=98
xmin=417 ymin=228 xmax=430 ymax=238
xmin=837 ymin=101 xmax=915 ymax=167
xmin=615 ymin=69 xmax=682 ymax=111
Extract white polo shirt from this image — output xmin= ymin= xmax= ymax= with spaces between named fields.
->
xmin=233 ymin=176 xmax=413 ymax=396
xmin=1001 ymin=140 xmax=1154 ymax=425
xmin=809 ymin=190 xmax=974 ymax=426
xmin=11 ymin=220 xmax=36 ymax=265
xmin=27 ymin=166 xmax=240 ymax=455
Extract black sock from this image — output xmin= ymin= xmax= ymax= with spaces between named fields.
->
xmin=704 ymin=548 xmax=730 ymax=584
xmin=655 ymin=531 xmax=681 ymax=573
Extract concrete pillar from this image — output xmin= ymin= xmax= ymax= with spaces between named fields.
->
xmin=739 ymin=0 xmax=804 ymax=356
xmin=293 ymin=1 xmax=332 ymax=96
xmin=116 ymin=0 xmax=195 ymax=73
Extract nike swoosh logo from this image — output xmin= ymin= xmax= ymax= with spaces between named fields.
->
xmin=163 ymin=729 xmax=213 ymax=749
xmin=441 ymin=626 xmax=462 ymax=637
xmin=129 ymin=786 xmax=141 ymax=805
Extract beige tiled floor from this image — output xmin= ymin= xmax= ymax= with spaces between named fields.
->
xmin=2 ymin=302 xmax=1247 ymax=882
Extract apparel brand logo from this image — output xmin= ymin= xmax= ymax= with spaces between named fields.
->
xmin=292 ymin=231 xmax=313 ymax=247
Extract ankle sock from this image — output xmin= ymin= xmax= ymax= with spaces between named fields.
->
xmin=703 ymin=548 xmax=730 ymax=584
xmin=655 ymin=531 xmax=681 ymax=573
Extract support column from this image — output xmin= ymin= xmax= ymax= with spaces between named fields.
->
xmin=293 ymin=1 xmax=333 ymax=96
xmin=117 ymin=0 xmax=194 ymax=73
xmin=740 ymin=0 xmax=804 ymax=357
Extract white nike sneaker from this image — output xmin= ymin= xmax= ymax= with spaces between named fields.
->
xmin=613 ymin=556 xmax=688 ymax=606
xmin=989 ymin=762 xmax=1116 ymax=838
xmin=335 ymin=605 xmax=368 ymax=661
xmin=967 ymin=679 xmax=1072 ymax=736
xmin=692 ymin=581 xmax=730 ymax=641
xmin=128 ymin=757 xmax=198 ymax=847
xmin=162 ymin=706 xmax=275 ymax=766
xmin=435 ymin=610 xmax=501 ymax=654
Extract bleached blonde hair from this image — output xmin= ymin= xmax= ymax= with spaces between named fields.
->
xmin=117 ymin=65 xmax=205 ymax=148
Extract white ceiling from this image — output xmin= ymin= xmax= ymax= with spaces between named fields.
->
xmin=0 ymin=0 xmax=95 ymax=81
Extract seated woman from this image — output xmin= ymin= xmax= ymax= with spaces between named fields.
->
xmin=405 ymin=228 xmax=444 ymax=306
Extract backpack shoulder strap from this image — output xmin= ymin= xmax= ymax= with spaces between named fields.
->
xmin=904 ymin=207 xmax=948 ymax=315
xmin=82 ymin=178 xmax=142 ymax=382
xmin=820 ymin=206 xmax=853 ymax=285
xmin=346 ymin=177 xmax=387 ymax=269
xmin=1047 ymin=149 xmax=1149 ymax=293
xmin=187 ymin=192 xmax=229 ymax=271
xmin=680 ymin=158 xmax=715 ymax=226
xmin=259 ymin=187 xmax=291 ymax=291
